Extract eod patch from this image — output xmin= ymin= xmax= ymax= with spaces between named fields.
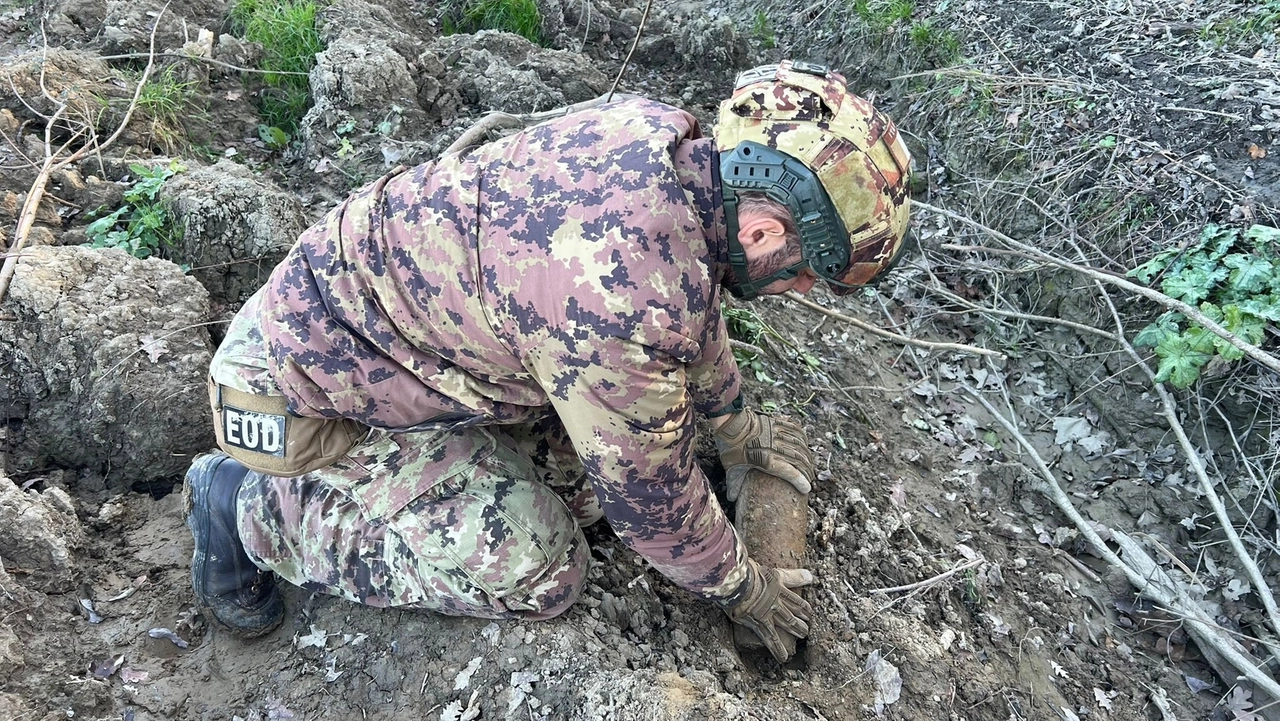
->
xmin=222 ymin=405 xmax=287 ymax=457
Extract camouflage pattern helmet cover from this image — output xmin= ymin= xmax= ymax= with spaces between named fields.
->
xmin=715 ymin=60 xmax=913 ymax=296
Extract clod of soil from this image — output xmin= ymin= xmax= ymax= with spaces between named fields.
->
xmin=166 ymin=159 xmax=307 ymax=304
xmin=0 ymin=475 xmax=83 ymax=593
xmin=0 ymin=246 xmax=214 ymax=487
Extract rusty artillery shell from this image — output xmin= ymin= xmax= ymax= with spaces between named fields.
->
xmin=732 ymin=468 xmax=809 ymax=656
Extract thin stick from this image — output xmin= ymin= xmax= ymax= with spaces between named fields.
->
xmin=912 ymin=276 xmax=1119 ymax=341
xmin=605 ymin=0 xmax=653 ymax=103
xmin=780 ymin=291 xmax=1002 ymax=357
xmin=729 ymin=338 xmax=768 ymax=358
xmin=870 ymin=558 xmax=983 ymax=595
xmin=1158 ymin=105 xmax=1244 ymax=121
xmin=95 ymin=51 xmax=310 ymax=76
xmin=442 ymin=93 xmax=639 ymax=156
xmin=918 ymin=200 xmax=1280 ymax=377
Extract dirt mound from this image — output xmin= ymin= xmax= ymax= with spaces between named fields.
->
xmin=45 ymin=0 xmax=228 ymax=53
xmin=0 ymin=246 xmax=214 ymax=487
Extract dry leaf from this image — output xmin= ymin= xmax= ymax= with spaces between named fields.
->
xmin=1228 ymin=686 xmax=1262 ymax=720
xmin=225 ymin=90 xmax=243 ymax=101
xmin=89 ymin=655 xmax=125 ymax=678
xmin=147 ymin=627 xmax=189 ymax=648
xmin=1093 ymin=687 xmax=1114 ymax=710
xmin=120 ymin=666 xmax=149 ymax=684
xmin=295 ymin=625 xmax=328 ymax=650
xmin=138 ymin=335 xmax=169 ymax=363
xmin=1248 ymin=143 xmax=1267 ymax=159
xmin=889 ymin=480 xmax=907 ymax=508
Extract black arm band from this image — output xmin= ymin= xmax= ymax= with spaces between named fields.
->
xmin=706 ymin=390 xmax=746 ymax=418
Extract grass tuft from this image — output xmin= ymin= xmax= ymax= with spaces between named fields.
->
xmin=229 ymin=0 xmax=323 ymax=135
xmin=135 ymin=65 xmax=206 ymax=152
xmin=908 ymin=20 xmax=961 ymax=62
xmin=750 ymin=11 xmax=777 ymax=49
xmin=852 ymin=0 xmax=914 ymax=32
xmin=443 ymin=0 xmax=544 ymax=45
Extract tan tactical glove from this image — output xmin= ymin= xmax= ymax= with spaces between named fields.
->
xmin=721 ymin=558 xmax=814 ymax=662
xmin=714 ymin=409 xmax=815 ymax=501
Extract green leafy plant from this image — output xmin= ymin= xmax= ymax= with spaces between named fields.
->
xmin=750 ymin=11 xmax=777 ymax=49
xmin=725 ymin=305 xmax=777 ymax=383
xmin=1129 ymin=224 xmax=1279 ymax=388
xmin=84 ymin=161 xmax=186 ymax=260
xmin=443 ymin=0 xmax=544 ymax=45
xmin=229 ymin=0 xmax=323 ymax=136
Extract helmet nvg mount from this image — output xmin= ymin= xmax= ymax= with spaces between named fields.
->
xmin=715 ymin=60 xmax=913 ymax=300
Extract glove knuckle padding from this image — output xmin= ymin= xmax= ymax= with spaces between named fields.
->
xmin=723 ymin=560 xmax=813 ymax=660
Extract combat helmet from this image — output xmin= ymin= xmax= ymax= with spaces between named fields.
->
xmin=715 ymin=61 xmax=913 ymax=299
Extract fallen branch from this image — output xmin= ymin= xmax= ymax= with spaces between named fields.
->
xmin=917 ymin=199 xmax=1280 ymax=377
xmin=963 ymin=386 xmax=1280 ymax=700
xmin=1093 ymin=280 xmax=1280 ymax=666
xmin=780 ymin=291 xmax=1002 ymax=358
xmin=869 ymin=557 xmax=983 ymax=595
xmin=0 ymin=7 xmax=167 ymax=303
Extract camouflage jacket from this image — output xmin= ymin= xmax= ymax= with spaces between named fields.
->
xmin=252 ymin=98 xmax=749 ymax=601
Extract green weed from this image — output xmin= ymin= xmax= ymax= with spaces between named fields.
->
xmin=1197 ymin=1 xmax=1280 ymax=46
xmin=443 ymin=0 xmax=544 ymax=45
xmin=750 ymin=11 xmax=777 ymax=49
xmin=135 ymin=65 xmax=205 ymax=152
xmin=852 ymin=0 xmax=914 ymax=31
xmin=723 ymin=304 xmax=826 ymax=382
xmin=1129 ymin=224 xmax=1280 ymax=388
xmin=724 ymin=305 xmax=777 ymax=382
xmin=229 ymin=0 xmax=323 ymax=136
xmin=908 ymin=20 xmax=960 ymax=62
xmin=84 ymin=161 xmax=186 ymax=260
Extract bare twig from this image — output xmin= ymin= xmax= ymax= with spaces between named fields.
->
xmin=870 ymin=558 xmax=984 ymax=595
xmin=1158 ymin=105 xmax=1244 ymax=121
xmin=95 ymin=51 xmax=310 ymax=76
xmin=779 ymin=291 xmax=1003 ymax=357
xmin=911 ymin=275 xmax=1119 ymax=341
xmin=0 ymin=4 xmax=169 ymax=303
xmin=918 ymin=200 xmax=1280 ymax=377
xmin=442 ymin=93 xmax=639 ymax=157
xmin=1093 ymin=282 xmax=1280 ymax=665
xmin=605 ymin=0 xmax=653 ymax=103
xmin=729 ymin=338 xmax=768 ymax=358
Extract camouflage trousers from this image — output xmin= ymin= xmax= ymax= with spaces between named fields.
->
xmin=236 ymin=415 xmax=603 ymax=620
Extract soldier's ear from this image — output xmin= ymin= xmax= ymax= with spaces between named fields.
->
xmin=736 ymin=212 xmax=789 ymax=254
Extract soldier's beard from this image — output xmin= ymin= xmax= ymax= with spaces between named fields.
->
xmin=729 ymin=233 xmax=805 ymax=292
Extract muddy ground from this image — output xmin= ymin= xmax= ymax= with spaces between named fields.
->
xmin=1 ymin=0 xmax=1278 ymax=719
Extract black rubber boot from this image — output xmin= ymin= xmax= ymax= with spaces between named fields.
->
xmin=184 ymin=453 xmax=284 ymax=638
